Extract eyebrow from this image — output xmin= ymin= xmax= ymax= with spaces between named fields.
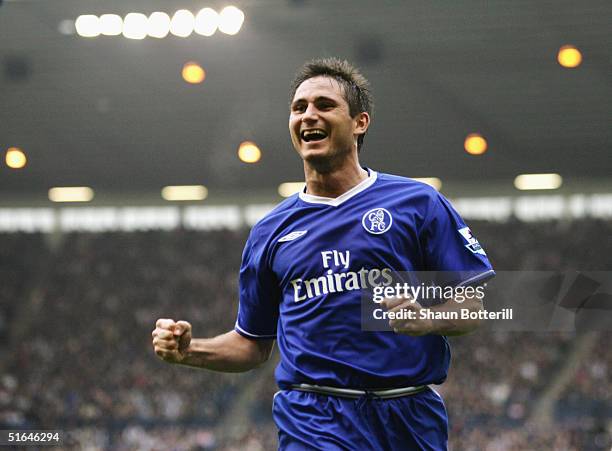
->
xmin=291 ymin=96 xmax=338 ymax=107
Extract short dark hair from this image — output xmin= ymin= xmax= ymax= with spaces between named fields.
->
xmin=289 ymin=57 xmax=373 ymax=152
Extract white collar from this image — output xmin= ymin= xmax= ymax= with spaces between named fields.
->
xmin=299 ymin=170 xmax=377 ymax=207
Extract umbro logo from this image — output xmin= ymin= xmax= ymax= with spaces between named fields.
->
xmin=278 ymin=230 xmax=308 ymax=242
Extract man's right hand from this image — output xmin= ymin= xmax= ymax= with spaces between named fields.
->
xmin=152 ymin=318 xmax=192 ymax=364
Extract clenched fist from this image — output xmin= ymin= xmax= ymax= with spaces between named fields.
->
xmin=152 ymin=318 xmax=192 ymax=363
xmin=381 ymin=296 xmax=434 ymax=336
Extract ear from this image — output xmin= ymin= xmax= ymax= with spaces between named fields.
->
xmin=353 ymin=112 xmax=370 ymax=137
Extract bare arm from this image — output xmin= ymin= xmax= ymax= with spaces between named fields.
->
xmin=181 ymin=331 xmax=274 ymax=372
xmin=152 ymin=319 xmax=274 ymax=372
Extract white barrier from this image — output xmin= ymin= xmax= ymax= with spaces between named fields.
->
xmin=0 ymin=195 xmax=611 ymax=232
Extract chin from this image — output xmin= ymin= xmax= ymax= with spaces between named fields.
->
xmin=300 ymin=148 xmax=344 ymax=172
xmin=301 ymin=148 xmax=333 ymax=162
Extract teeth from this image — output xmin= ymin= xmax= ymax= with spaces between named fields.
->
xmin=301 ymin=129 xmax=328 ymax=142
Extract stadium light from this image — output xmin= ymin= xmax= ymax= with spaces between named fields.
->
xmin=514 ymin=173 xmax=563 ymax=191
xmin=238 ymin=141 xmax=261 ymax=163
xmin=75 ymin=15 xmax=101 ymax=37
xmin=278 ymin=182 xmax=305 ymax=198
xmin=161 ymin=185 xmax=208 ymax=201
xmin=182 ymin=62 xmax=206 ymax=84
xmin=464 ymin=133 xmax=487 ymax=155
xmin=557 ymin=45 xmax=582 ymax=68
xmin=99 ymin=14 xmax=123 ymax=36
xmin=48 ymin=187 xmax=95 ymax=202
xmin=170 ymin=9 xmax=195 ymax=37
xmin=5 ymin=147 xmax=27 ymax=169
xmin=73 ymin=7 xmax=243 ymax=40
xmin=412 ymin=177 xmax=442 ymax=191
xmin=147 ymin=12 xmax=171 ymax=38
xmin=123 ymin=13 xmax=148 ymax=40
xmin=194 ymin=8 xmax=219 ymax=36
xmin=218 ymin=6 xmax=244 ymax=35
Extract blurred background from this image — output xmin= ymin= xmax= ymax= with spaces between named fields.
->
xmin=1 ymin=0 xmax=611 ymax=449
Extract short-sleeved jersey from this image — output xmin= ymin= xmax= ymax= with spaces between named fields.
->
xmin=235 ymin=170 xmax=494 ymax=389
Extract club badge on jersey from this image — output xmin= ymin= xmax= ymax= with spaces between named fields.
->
xmin=362 ymin=208 xmax=393 ymax=235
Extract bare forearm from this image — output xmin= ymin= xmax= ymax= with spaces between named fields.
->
xmin=179 ymin=331 xmax=273 ymax=372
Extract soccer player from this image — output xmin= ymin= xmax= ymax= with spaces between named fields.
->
xmin=152 ymin=58 xmax=494 ymax=450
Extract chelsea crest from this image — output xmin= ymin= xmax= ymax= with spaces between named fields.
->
xmin=362 ymin=208 xmax=393 ymax=235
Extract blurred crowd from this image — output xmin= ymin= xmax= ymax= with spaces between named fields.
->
xmin=1 ymin=230 xmax=252 ymax=449
xmin=0 ymin=218 xmax=610 ymax=450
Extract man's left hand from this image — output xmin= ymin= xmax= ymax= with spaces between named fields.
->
xmin=381 ymin=296 xmax=434 ymax=336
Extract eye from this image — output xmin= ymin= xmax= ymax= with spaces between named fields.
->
xmin=292 ymin=103 xmax=306 ymax=113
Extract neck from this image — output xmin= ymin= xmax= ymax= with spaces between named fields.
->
xmin=303 ymin=155 xmax=368 ymax=198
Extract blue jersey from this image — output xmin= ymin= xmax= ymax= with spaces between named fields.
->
xmin=235 ymin=170 xmax=494 ymax=389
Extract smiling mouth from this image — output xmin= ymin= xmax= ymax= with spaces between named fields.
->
xmin=300 ymin=129 xmax=328 ymax=142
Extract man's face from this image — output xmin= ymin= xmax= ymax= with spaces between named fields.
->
xmin=289 ymin=76 xmax=364 ymax=166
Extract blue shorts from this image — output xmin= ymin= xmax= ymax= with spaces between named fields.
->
xmin=272 ymin=387 xmax=448 ymax=451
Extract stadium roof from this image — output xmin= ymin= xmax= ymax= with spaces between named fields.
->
xmin=1 ymin=0 xmax=611 ymax=202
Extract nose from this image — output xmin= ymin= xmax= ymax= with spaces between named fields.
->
xmin=302 ymin=103 xmax=318 ymax=122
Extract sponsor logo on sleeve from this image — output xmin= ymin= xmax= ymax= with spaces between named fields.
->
xmin=458 ymin=227 xmax=487 ymax=255
xmin=362 ymin=208 xmax=393 ymax=235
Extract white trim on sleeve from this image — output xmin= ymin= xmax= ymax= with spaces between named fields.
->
xmin=456 ymin=269 xmax=495 ymax=287
xmin=234 ymin=322 xmax=276 ymax=339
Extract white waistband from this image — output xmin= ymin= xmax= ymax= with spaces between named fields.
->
xmin=291 ymin=383 xmax=428 ymax=399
